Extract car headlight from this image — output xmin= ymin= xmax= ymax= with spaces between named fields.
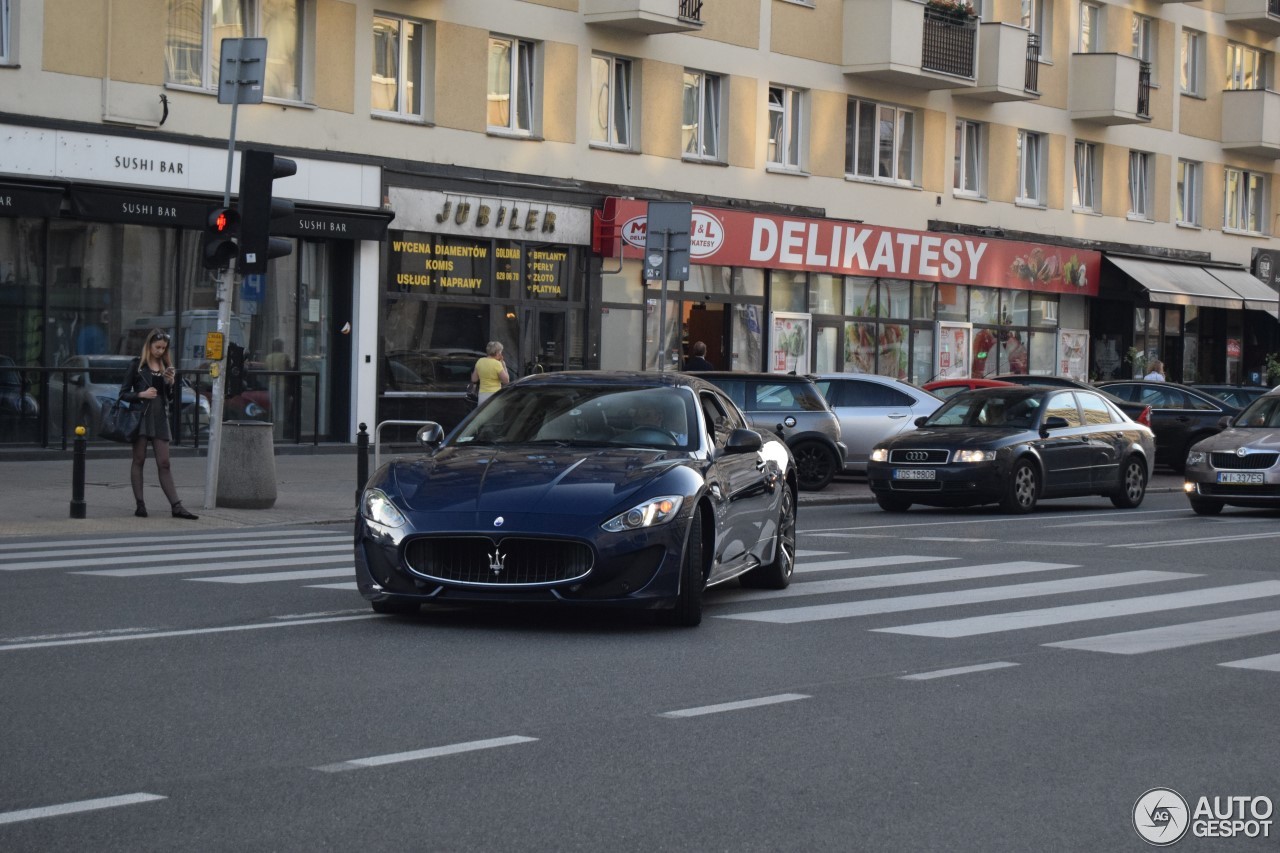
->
xmin=1185 ymin=450 xmax=1207 ymax=467
xmin=953 ymin=449 xmax=996 ymax=463
xmin=360 ymin=488 xmax=407 ymax=528
xmin=870 ymin=448 xmax=889 ymax=462
xmin=601 ymin=495 xmax=684 ymax=532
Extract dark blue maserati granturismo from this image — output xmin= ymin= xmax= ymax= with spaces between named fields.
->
xmin=355 ymin=371 xmax=797 ymax=626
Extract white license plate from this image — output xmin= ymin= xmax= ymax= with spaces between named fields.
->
xmin=894 ymin=468 xmax=936 ymax=480
xmin=1217 ymin=472 xmax=1264 ymax=484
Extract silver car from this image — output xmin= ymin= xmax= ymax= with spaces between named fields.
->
xmin=1183 ymin=387 xmax=1280 ymax=515
xmin=811 ymin=373 xmax=942 ymax=472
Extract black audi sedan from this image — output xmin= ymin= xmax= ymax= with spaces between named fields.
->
xmin=355 ymin=371 xmax=797 ymax=626
xmin=867 ymin=386 xmax=1155 ymax=514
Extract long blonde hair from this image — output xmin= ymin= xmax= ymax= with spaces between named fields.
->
xmin=138 ymin=328 xmax=173 ymax=370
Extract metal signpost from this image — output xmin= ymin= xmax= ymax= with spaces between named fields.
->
xmin=643 ymin=202 xmax=692 ymax=372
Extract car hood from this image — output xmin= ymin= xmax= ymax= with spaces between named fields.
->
xmin=1190 ymin=428 xmax=1280 ymax=454
xmin=386 ymin=445 xmax=689 ymax=514
xmin=884 ymin=426 xmax=1022 ymax=447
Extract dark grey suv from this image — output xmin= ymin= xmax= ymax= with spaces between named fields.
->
xmin=696 ymin=372 xmax=846 ymax=491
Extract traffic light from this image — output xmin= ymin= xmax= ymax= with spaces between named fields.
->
xmin=238 ymin=149 xmax=297 ymax=274
xmin=225 ymin=341 xmax=246 ymax=398
xmin=202 ymin=206 xmax=240 ymax=270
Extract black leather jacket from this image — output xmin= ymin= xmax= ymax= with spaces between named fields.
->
xmin=119 ymin=357 xmax=176 ymax=413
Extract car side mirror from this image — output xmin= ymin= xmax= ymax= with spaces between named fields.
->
xmin=416 ymin=422 xmax=445 ymax=449
xmin=1218 ymin=415 xmax=1232 ymax=430
xmin=69 ymin=374 xmax=85 ymax=386
xmin=1039 ymin=415 xmax=1070 ymax=437
xmin=725 ymin=428 xmax=763 ymax=454
xmin=914 ymin=415 xmax=928 ymax=427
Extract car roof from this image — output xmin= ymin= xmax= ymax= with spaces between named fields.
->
xmin=696 ymin=370 xmax=814 ymax=382
xmin=514 ymin=370 xmax=715 ymax=391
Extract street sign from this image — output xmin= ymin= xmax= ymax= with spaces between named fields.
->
xmin=643 ymin=202 xmax=692 ymax=281
xmin=205 ymin=331 xmax=225 ymax=362
xmin=218 ymin=38 xmax=267 ymax=105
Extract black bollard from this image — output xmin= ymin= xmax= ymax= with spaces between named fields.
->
xmin=70 ymin=426 xmax=87 ymax=519
xmin=355 ymin=422 xmax=369 ymax=507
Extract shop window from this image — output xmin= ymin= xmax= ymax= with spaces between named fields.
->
xmin=770 ymin=271 xmax=807 ymax=313
xmin=878 ymin=323 xmax=909 ymax=380
xmin=910 ymin=329 xmax=934 ymax=384
xmin=969 ymin=287 xmax=998 ymax=324
xmin=372 ymin=14 xmax=430 ymax=121
xmin=591 ymin=53 xmax=634 ymax=150
xmin=488 ymin=34 xmax=538 ymax=135
xmin=844 ymin=276 xmax=878 ymax=318
xmin=734 ymin=268 xmax=765 ymax=298
xmin=936 ymin=285 xmax=967 ymax=321
xmin=1030 ymin=294 xmax=1058 ymax=326
xmin=845 ymin=322 xmax=876 ymax=373
xmin=911 ymin=282 xmax=934 ymax=321
xmin=1002 ymin=290 xmax=1029 ymax=325
xmin=767 ymin=85 xmax=805 ymax=171
xmin=165 ymin=0 xmax=313 ymax=103
xmin=731 ymin=303 xmax=764 ymax=370
xmin=884 ymin=280 xmax=911 ymax=319
xmin=687 ymin=265 xmax=731 ymax=295
xmin=1028 ymin=329 xmax=1055 ymax=374
xmin=683 ymin=70 xmax=724 ymax=162
xmin=810 ymin=273 xmax=839 ymax=314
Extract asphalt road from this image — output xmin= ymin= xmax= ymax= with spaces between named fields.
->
xmin=2 ymin=491 xmax=1279 ymax=852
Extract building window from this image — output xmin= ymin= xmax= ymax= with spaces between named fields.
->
xmin=768 ymin=85 xmax=805 ymax=170
xmin=164 ymin=0 xmax=310 ymax=103
xmin=371 ymin=15 xmax=426 ymax=120
xmin=1128 ymin=151 xmax=1152 ymax=219
xmin=590 ymin=54 xmax=633 ymax=149
xmin=0 ymin=0 xmax=11 ymax=65
xmin=1021 ymin=0 xmax=1051 ymax=58
xmin=1180 ymin=29 xmax=1203 ymax=95
xmin=1078 ymin=2 xmax=1101 ymax=53
xmin=1131 ymin=15 xmax=1154 ymax=69
xmin=1072 ymin=141 xmax=1098 ymax=212
xmin=846 ymin=98 xmax=915 ymax=185
xmin=1226 ymin=42 xmax=1266 ymax=91
xmin=954 ymin=119 xmax=982 ymax=196
xmin=1224 ymin=168 xmax=1266 ymax=234
xmin=1016 ymin=130 xmax=1044 ymax=205
xmin=682 ymin=70 xmax=723 ymax=161
xmin=488 ymin=35 xmax=536 ymax=134
xmin=1177 ymin=159 xmax=1201 ymax=227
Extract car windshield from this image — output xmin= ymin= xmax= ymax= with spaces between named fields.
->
xmin=453 ymin=385 xmax=697 ymax=450
xmin=925 ymin=393 xmax=1042 ymax=428
xmin=1233 ymin=396 xmax=1280 ymax=429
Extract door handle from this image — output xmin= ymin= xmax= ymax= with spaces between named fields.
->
xmin=888 ymin=413 xmax=907 ymax=419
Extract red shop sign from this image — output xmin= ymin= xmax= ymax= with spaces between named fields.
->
xmin=595 ymin=197 xmax=1100 ymax=296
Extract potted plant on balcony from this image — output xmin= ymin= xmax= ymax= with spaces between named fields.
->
xmin=925 ymin=0 xmax=976 ymax=23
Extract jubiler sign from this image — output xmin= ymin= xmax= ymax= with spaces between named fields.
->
xmin=598 ymin=198 xmax=1101 ymax=296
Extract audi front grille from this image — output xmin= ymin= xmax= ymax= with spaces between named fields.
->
xmin=887 ymin=449 xmax=950 ymax=464
xmin=404 ymin=536 xmax=594 ymax=586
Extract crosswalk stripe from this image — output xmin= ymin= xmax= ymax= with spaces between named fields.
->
xmin=875 ymin=580 xmax=1280 ymax=638
xmin=0 ymin=534 xmax=348 ymax=563
xmin=190 ymin=568 xmax=354 ymax=584
xmin=7 ymin=543 xmax=349 ymax=572
xmin=719 ymin=570 xmax=1193 ymax=625
xmin=738 ymin=561 xmax=1078 ymax=601
xmin=795 ymin=550 xmax=840 ymax=558
xmin=309 ymin=582 xmax=358 ymax=590
xmin=0 ymin=528 xmax=342 ymax=552
xmin=1111 ymin=531 xmax=1280 ymax=549
xmin=1045 ymin=611 xmax=1280 ymax=654
xmin=1219 ymin=653 xmax=1280 ymax=672
xmin=900 ymin=662 xmax=1020 ymax=681
xmin=77 ymin=555 xmax=352 ymax=577
xmin=796 ymin=555 xmax=955 ymax=575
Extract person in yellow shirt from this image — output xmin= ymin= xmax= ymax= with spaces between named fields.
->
xmin=471 ymin=341 xmax=510 ymax=404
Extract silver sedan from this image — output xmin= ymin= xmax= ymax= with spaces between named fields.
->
xmin=811 ymin=373 xmax=942 ymax=472
xmin=1183 ymin=387 xmax=1280 ymax=515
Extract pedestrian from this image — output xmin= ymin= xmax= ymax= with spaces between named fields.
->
xmin=1002 ymin=331 xmax=1028 ymax=374
xmin=683 ymin=340 xmax=715 ymax=372
xmin=263 ymin=337 xmax=291 ymax=437
xmin=471 ymin=341 xmax=510 ymax=404
xmin=1143 ymin=359 xmax=1166 ymax=382
xmin=121 ymin=329 xmax=198 ymax=520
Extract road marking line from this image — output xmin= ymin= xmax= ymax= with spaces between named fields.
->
xmin=908 ymin=537 xmax=996 ymax=542
xmin=0 ymin=528 xmax=341 ymax=552
xmin=745 ymin=562 xmax=1079 ymax=601
xmin=1047 ymin=611 xmax=1280 ymax=654
xmin=720 ymin=571 xmax=1193 ymax=625
xmin=0 ymin=793 xmax=166 ymax=826
xmin=796 ymin=555 xmax=956 ymax=574
xmin=807 ymin=508 xmax=1187 ymax=534
xmin=796 ymin=550 xmax=841 ymax=558
xmin=0 ymin=535 xmax=348 ymax=562
xmin=658 ymin=693 xmax=811 ymax=718
xmin=876 ymin=580 xmax=1280 ymax=638
xmin=900 ymin=662 xmax=1020 ymax=681
xmin=308 ymin=582 xmax=358 ymax=590
xmin=9 ymin=544 xmax=349 ymax=572
xmin=1220 ymin=653 xmax=1280 ymax=673
xmin=313 ymin=736 xmax=538 ymax=772
xmin=77 ymin=555 xmax=352 ymax=577
xmin=1111 ymin=531 xmax=1280 ymax=549
xmin=189 ymin=568 xmax=353 ymax=584
xmin=0 ymin=615 xmax=378 ymax=651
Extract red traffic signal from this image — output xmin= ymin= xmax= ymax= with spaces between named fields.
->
xmin=202 ymin=206 xmax=240 ymax=269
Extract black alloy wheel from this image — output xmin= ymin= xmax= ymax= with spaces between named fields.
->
xmin=1110 ymin=456 xmax=1147 ymax=509
xmin=999 ymin=459 xmax=1040 ymax=514
xmin=742 ymin=485 xmax=796 ymax=589
xmin=791 ymin=440 xmax=838 ymax=491
xmin=670 ymin=510 xmax=706 ymax=626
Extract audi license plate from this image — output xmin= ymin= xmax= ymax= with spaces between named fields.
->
xmin=894 ymin=468 xmax=936 ymax=481
xmin=1217 ymin=472 xmax=1264 ymax=485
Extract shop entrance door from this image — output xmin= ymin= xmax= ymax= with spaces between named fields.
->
xmin=521 ymin=307 xmax=566 ymax=376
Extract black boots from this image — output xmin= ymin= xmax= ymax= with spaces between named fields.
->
xmin=135 ymin=501 xmax=148 ymax=518
xmin=171 ymin=503 xmax=198 ymax=520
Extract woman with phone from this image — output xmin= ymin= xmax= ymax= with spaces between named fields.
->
xmin=120 ymin=328 xmax=198 ymax=519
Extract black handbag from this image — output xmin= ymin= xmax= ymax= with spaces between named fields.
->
xmin=98 ymin=397 xmax=144 ymax=443
xmin=465 ymin=382 xmax=479 ymax=403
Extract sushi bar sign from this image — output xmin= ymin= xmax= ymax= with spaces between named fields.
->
xmin=597 ymin=197 xmax=1100 ymax=296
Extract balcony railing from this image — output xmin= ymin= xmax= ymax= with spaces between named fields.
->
xmin=1137 ymin=61 xmax=1152 ymax=118
xmin=679 ymin=0 xmax=703 ymax=21
xmin=1025 ymin=33 xmax=1041 ymax=93
xmin=921 ymin=8 xmax=977 ymax=79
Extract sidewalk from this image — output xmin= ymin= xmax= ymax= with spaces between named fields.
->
xmin=1 ymin=447 xmax=1183 ymax=539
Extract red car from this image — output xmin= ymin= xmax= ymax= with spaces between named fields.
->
xmin=922 ymin=378 xmax=1016 ymax=400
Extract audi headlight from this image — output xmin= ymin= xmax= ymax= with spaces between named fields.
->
xmin=870 ymin=448 xmax=889 ymax=462
xmin=360 ymin=488 xmax=407 ymax=528
xmin=1185 ymin=450 xmax=1207 ymax=467
xmin=602 ymin=495 xmax=683 ymax=532
xmin=953 ymin=449 xmax=996 ymax=463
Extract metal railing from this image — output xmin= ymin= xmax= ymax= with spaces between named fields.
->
xmin=679 ymin=0 xmax=703 ymax=22
xmin=921 ymin=8 xmax=977 ymax=79
xmin=1025 ymin=33 xmax=1041 ymax=93
xmin=1137 ymin=60 xmax=1152 ymax=118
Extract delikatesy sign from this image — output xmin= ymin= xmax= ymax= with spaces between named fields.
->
xmin=598 ymin=198 xmax=1100 ymax=296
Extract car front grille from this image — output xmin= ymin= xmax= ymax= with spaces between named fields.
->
xmin=1211 ymin=452 xmax=1279 ymax=470
xmin=404 ymin=536 xmax=593 ymax=586
xmin=1198 ymin=483 xmax=1280 ymax=498
xmin=887 ymin=449 xmax=950 ymax=464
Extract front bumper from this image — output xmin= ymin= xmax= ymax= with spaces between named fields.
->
xmin=866 ymin=460 xmax=1009 ymax=506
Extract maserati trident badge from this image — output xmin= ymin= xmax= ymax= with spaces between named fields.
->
xmin=487 ymin=548 xmax=506 ymax=575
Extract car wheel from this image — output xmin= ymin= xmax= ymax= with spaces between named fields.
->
xmin=999 ymin=459 xmax=1039 ymax=514
xmin=792 ymin=441 xmax=838 ymax=492
xmin=741 ymin=486 xmax=796 ymax=590
xmin=876 ymin=494 xmax=912 ymax=513
xmin=1189 ymin=496 xmax=1224 ymax=516
xmin=1110 ymin=456 xmax=1147 ymax=509
xmin=670 ymin=510 xmax=706 ymax=627
xmin=370 ymin=598 xmax=420 ymax=616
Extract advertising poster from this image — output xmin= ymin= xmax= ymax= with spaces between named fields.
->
xmin=770 ymin=312 xmax=811 ymax=374
xmin=935 ymin=322 xmax=972 ymax=380
xmin=1057 ymin=329 xmax=1090 ymax=381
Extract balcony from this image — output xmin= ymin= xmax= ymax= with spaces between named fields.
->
xmin=843 ymin=0 xmax=977 ymax=90
xmin=582 ymin=0 xmax=703 ymax=34
xmin=1224 ymin=0 xmax=1280 ymax=36
xmin=1069 ymin=53 xmax=1151 ymax=125
xmin=958 ymin=23 xmax=1040 ymax=101
xmin=1222 ymin=89 xmax=1280 ymax=158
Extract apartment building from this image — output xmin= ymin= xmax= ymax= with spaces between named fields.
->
xmin=1 ymin=0 xmax=1278 ymax=445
